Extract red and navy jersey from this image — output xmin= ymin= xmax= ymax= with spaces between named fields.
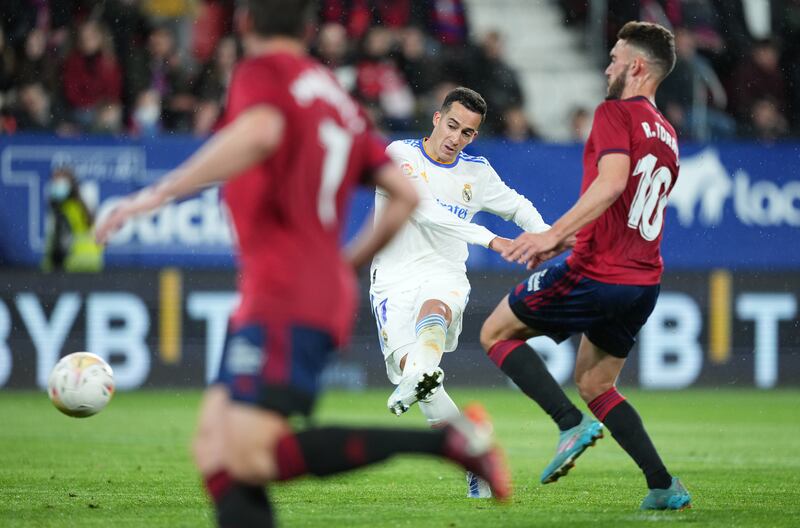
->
xmin=567 ymin=96 xmax=680 ymax=285
xmin=222 ymin=51 xmax=390 ymax=345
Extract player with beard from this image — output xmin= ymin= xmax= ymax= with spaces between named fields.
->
xmin=478 ymin=21 xmax=691 ymax=510
xmin=96 ymin=1 xmax=510 ymax=526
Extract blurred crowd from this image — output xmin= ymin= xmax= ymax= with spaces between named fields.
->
xmin=3 ymin=0 xmax=799 ymax=143
xmin=0 ymin=0 xmax=237 ymax=137
xmin=560 ymin=0 xmax=800 ymax=141
xmin=0 ymin=0 xmax=534 ymax=139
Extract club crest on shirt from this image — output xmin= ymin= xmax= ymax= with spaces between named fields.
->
xmin=381 ymin=328 xmax=389 ymax=345
xmin=462 ymin=184 xmax=473 ymax=202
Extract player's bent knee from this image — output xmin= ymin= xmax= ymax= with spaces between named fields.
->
xmin=223 ymin=405 xmax=291 ymax=484
xmin=225 ymin=425 xmax=287 ymax=484
xmin=576 ymin=377 xmax=615 ymax=403
xmin=418 ymin=299 xmax=452 ymax=325
xmin=226 ymin=446 xmax=278 ymax=484
xmin=479 ymin=321 xmax=499 ymax=352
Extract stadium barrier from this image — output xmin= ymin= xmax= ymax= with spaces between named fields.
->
xmin=1 ymin=135 xmax=799 ymax=270
xmin=1 ymin=269 xmax=797 ymax=390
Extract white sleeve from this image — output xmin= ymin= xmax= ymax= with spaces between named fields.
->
xmin=481 ymin=167 xmax=550 ymax=233
xmin=382 ymin=142 xmax=497 ymax=247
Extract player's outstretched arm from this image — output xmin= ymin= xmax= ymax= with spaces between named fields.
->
xmin=410 ymin=182 xmax=498 ymax=247
xmin=346 ymin=162 xmax=419 ymax=269
xmin=502 ymin=153 xmax=630 ymax=267
xmin=96 ymin=106 xmax=284 ymax=243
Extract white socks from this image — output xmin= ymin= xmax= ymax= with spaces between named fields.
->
xmin=405 ymin=313 xmax=447 ymax=374
xmin=419 ymin=386 xmax=460 ymax=427
xmin=403 ymin=313 xmax=456 ymax=427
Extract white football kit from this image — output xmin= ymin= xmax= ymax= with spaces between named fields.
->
xmin=369 ymin=139 xmax=549 ymax=383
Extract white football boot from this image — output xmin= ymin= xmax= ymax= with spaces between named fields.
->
xmin=387 ymin=367 xmax=444 ymax=416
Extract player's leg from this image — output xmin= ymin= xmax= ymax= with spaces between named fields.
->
xmin=480 ymin=295 xmax=584 ymax=434
xmin=388 ymin=298 xmax=451 ymax=416
xmin=193 ymin=385 xmax=276 ymax=527
xmin=575 ymin=335 xmax=690 ymax=509
xmin=219 ymin=320 xmax=511 ymax=501
xmin=480 ymin=263 xmax=605 ymax=483
xmin=222 ymin=400 xmax=471 ymax=483
xmin=368 ymin=286 xmax=445 ymax=416
xmin=375 ymin=289 xmax=497 ymax=499
xmin=389 ymin=275 xmax=470 ymax=418
xmin=403 ymin=298 xmax=450 ymax=373
xmin=193 ymin=385 xmax=229 ymax=478
xmin=195 ymin=321 xmax=292 ymax=528
xmin=405 ymin=300 xmax=491 ymax=498
xmin=578 ymin=283 xmax=690 ymax=509
xmin=269 ymin=402 xmax=511 ymax=500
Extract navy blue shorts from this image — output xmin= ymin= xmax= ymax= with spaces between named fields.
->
xmin=507 ymin=261 xmax=659 ymax=358
xmin=215 ymin=321 xmax=335 ymax=417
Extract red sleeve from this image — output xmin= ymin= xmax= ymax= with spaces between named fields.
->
xmin=590 ymin=101 xmax=631 ymax=162
xmin=223 ymin=61 xmax=285 ymax=126
xmin=357 ymin=131 xmax=391 ymax=185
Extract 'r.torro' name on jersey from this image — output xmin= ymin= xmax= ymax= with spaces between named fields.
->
xmin=641 ymin=120 xmax=679 ymax=160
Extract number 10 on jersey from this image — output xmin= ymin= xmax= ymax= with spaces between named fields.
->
xmin=627 ymin=154 xmax=673 ymax=241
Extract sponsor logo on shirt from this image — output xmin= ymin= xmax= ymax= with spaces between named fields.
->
xmin=435 ymin=198 xmax=469 ymax=219
xmin=401 ymin=163 xmax=414 ymax=178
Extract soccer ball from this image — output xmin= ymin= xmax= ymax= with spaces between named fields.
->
xmin=48 ymin=352 xmax=115 ymax=418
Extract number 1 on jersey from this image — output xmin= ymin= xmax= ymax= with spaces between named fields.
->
xmin=318 ymin=119 xmax=353 ymax=227
xmin=628 ymin=153 xmax=673 ymax=241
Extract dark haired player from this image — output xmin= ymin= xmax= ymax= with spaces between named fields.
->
xmin=479 ymin=21 xmax=691 ymax=510
xmin=369 ymin=87 xmax=550 ymax=498
xmin=96 ymin=1 xmax=510 ymax=525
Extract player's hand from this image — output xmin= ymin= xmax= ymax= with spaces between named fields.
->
xmin=95 ymin=186 xmax=168 ymax=244
xmin=524 ymin=248 xmax=561 ymax=270
xmin=501 ymin=231 xmax=560 ymax=266
xmin=520 ymin=235 xmax=575 ymax=270
xmin=488 ymin=236 xmax=513 ymax=254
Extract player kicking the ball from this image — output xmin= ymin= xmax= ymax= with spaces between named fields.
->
xmin=480 ymin=22 xmax=691 ymax=510
xmin=370 ymin=87 xmax=550 ymax=498
xmin=96 ymin=2 xmax=510 ymax=526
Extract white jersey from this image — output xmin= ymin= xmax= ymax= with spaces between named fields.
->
xmin=370 ymin=138 xmax=549 ymax=287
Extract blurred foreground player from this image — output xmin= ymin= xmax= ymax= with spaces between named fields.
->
xmin=479 ymin=21 xmax=691 ymax=510
xmin=96 ymin=1 xmax=510 ymax=526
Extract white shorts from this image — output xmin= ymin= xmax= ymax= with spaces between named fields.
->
xmin=369 ymin=273 xmax=471 ymax=384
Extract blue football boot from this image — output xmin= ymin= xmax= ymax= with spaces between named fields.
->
xmin=640 ymin=477 xmax=692 ymax=510
xmin=540 ymin=413 xmax=604 ymax=484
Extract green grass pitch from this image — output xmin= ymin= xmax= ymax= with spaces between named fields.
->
xmin=1 ymin=388 xmax=799 ymax=527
